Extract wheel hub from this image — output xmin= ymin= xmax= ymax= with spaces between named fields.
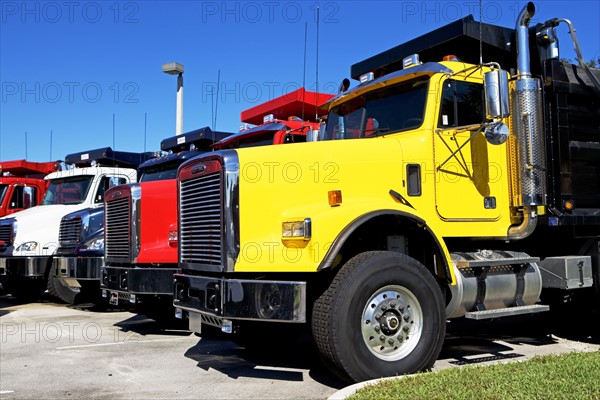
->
xmin=361 ymin=286 xmax=423 ymax=361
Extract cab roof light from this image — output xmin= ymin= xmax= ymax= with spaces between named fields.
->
xmin=360 ymin=72 xmax=374 ymax=84
xmin=263 ymin=114 xmax=275 ymax=123
xmin=403 ymin=54 xmax=421 ymax=69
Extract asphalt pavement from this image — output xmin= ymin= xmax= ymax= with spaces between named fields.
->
xmin=1 ymin=291 xmax=599 ymax=399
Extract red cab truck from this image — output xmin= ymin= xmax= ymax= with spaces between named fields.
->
xmin=0 ymin=160 xmax=58 ymax=217
xmin=102 ymin=89 xmax=333 ymax=321
xmin=101 ymin=127 xmax=232 ymax=317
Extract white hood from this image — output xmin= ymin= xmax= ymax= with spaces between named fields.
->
xmin=11 ymin=204 xmax=92 ymax=256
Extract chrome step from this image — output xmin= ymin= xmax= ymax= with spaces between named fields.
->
xmin=465 ymin=304 xmax=550 ymax=320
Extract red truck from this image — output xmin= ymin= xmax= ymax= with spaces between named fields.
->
xmin=0 ymin=160 xmax=58 ymax=217
xmin=101 ymin=89 xmax=333 ymax=322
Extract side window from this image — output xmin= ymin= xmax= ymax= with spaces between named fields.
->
xmin=9 ymin=186 xmax=23 ymax=209
xmin=95 ymin=176 xmax=127 ymax=203
xmin=438 ymin=80 xmax=484 ymax=128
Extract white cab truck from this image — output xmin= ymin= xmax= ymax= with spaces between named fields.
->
xmin=0 ymin=148 xmax=153 ymax=300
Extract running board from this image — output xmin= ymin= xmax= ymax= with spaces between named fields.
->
xmin=465 ymin=304 xmax=550 ymax=320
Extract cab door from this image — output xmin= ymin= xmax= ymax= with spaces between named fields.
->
xmin=433 ymin=78 xmax=503 ymax=221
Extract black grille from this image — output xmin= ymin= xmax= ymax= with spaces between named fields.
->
xmin=105 ymin=196 xmax=131 ymax=260
xmin=0 ymin=223 xmax=12 ymax=247
xmin=179 ymin=168 xmax=223 ymax=265
xmin=59 ymin=217 xmax=82 ymax=245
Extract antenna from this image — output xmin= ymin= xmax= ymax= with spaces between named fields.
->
xmin=25 ymin=131 xmax=28 ymax=159
xmin=210 ymin=86 xmax=215 ymax=131
xmin=50 ymin=130 xmax=53 ymax=160
xmin=302 ymin=21 xmax=307 ymax=121
xmin=112 ymin=113 xmax=116 ymax=149
xmin=315 ymin=5 xmax=320 ymax=121
xmin=144 ymin=113 xmax=148 ymax=152
xmin=214 ymin=69 xmax=221 ymax=130
xmin=479 ymin=0 xmax=483 ymax=65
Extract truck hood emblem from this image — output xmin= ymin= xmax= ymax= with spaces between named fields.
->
xmin=191 ymin=164 xmax=206 ymax=174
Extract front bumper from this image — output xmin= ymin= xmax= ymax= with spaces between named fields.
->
xmin=173 ymin=274 xmax=306 ymax=327
xmin=0 ymin=258 xmax=6 ymax=275
xmin=101 ymin=266 xmax=176 ymax=295
xmin=55 ymin=256 xmax=103 ymax=281
xmin=4 ymin=256 xmax=52 ymax=277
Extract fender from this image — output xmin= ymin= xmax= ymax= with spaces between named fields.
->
xmin=317 ymin=209 xmax=455 ymax=284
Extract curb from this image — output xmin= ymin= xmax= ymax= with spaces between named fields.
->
xmin=327 ymin=374 xmax=411 ymax=400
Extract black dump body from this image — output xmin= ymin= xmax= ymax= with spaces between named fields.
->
xmin=543 ymin=60 xmax=600 ymax=225
xmin=160 ymin=127 xmax=232 ymax=153
xmin=352 ymin=15 xmax=600 ymax=228
xmin=65 ymin=147 xmax=157 ymax=169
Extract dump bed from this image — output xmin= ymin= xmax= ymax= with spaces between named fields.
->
xmin=542 ymin=59 xmax=600 ymax=224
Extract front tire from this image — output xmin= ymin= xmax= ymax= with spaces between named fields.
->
xmin=312 ymin=251 xmax=446 ymax=383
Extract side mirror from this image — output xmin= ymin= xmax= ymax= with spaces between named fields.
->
xmin=484 ymin=69 xmax=510 ymax=119
xmin=484 ymin=122 xmax=509 ymax=145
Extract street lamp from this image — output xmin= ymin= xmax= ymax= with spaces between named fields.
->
xmin=162 ymin=62 xmax=184 ymax=135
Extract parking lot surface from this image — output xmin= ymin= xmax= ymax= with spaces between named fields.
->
xmin=1 ymin=293 xmax=599 ymax=399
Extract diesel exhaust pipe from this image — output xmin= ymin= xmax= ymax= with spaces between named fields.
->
xmin=508 ymin=2 xmax=547 ymax=239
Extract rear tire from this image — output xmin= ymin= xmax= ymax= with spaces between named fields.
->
xmin=312 ymin=251 xmax=446 ymax=383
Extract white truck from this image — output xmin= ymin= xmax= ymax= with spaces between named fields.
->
xmin=0 ymin=147 xmax=153 ymax=300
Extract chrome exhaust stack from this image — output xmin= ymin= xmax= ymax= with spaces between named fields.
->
xmin=511 ymin=2 xmax=547 ymax=208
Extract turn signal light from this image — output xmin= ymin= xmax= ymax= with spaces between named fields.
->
xmin=564 ymin=200 xmax=574 ymax=211
xmin=328 ymin=190 xmax=342 ymax=207
xmin=168 ymin=223 xmax=178 ymax=247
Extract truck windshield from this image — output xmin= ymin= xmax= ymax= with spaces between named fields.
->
xmin=323 ymin=76 xmax=429 ymax=140
xmin=42 ymin=176 xmax=93 ymax=205
xmin=139 ymin=163 xmax=181 ymax=182
xmin=0 ymin=184 xmax=7 ymax=205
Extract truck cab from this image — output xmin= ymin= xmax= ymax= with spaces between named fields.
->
xmin=0 ymin=160 xmax=58 ymax=217
xmin=0 ymin=148 xmax=153 ymax=301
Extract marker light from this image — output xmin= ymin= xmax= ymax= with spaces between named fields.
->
xmin=328 ymin=190 xmax=342 ymax=207
xmin=168 ymin=224 xmax=178 ymax=247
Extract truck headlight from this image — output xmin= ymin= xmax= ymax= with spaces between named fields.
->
xmin=282 ymin=218 xmax=312 ymax=240
xmin=85 ymin=237 xmax=104 ymax=252
xmin=16 ymin=241 xmax=38 ymax=252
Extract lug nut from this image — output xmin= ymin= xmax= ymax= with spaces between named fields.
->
xmin=381 ymin=305 xmax=387 ymax=311
xmin=388 ymin=338 xmax=394 ymax=345
xmin=375 ymin=314 xmax=381 ymax=320
xmin=390 ymin=302 xmax=396 ymax=309
xmin=397 ymin=335 xmax=403 ymax=342
xmin=403 ymin=314 xmax=410 ymax=321
xmin=403 ymin=325 xmax=410 ymax=332
xmin=374 ymin=325 xmax=380 ymax=332
xmin=398 ymin=305 xmax=404 ymax=312
xmin=379 ymin=335 xmax=385 ymax=341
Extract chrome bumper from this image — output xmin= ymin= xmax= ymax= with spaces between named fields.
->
xmin=173 ymin=274 xmax=306 ymax=327
xmin=101 ymin=266 xmax=176 ymax=295
xmin=55 ymin=256 xmax=103 ymax=280
xmin=5 ymin=257 xmax=52 ymax=277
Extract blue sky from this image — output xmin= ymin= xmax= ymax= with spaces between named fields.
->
xmin=1 ymin=0 xmax=599 ymax=162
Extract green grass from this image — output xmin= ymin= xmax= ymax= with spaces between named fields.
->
xmin=349 ymin=351 xmax=600 ymax=400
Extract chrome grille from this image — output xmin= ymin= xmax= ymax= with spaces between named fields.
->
xmin=105 ymin=196 xmax=131 ymax=260
xmin=59 ymin=217 xmax=82 ymax=245
xmin=0 ymin=223 xmax=12 ymax=247
xmin=179 ymin=168 xmax=223 ymax=265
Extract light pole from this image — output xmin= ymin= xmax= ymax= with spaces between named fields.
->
xmin=162 ymin=62 xmax=184 ymax=135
